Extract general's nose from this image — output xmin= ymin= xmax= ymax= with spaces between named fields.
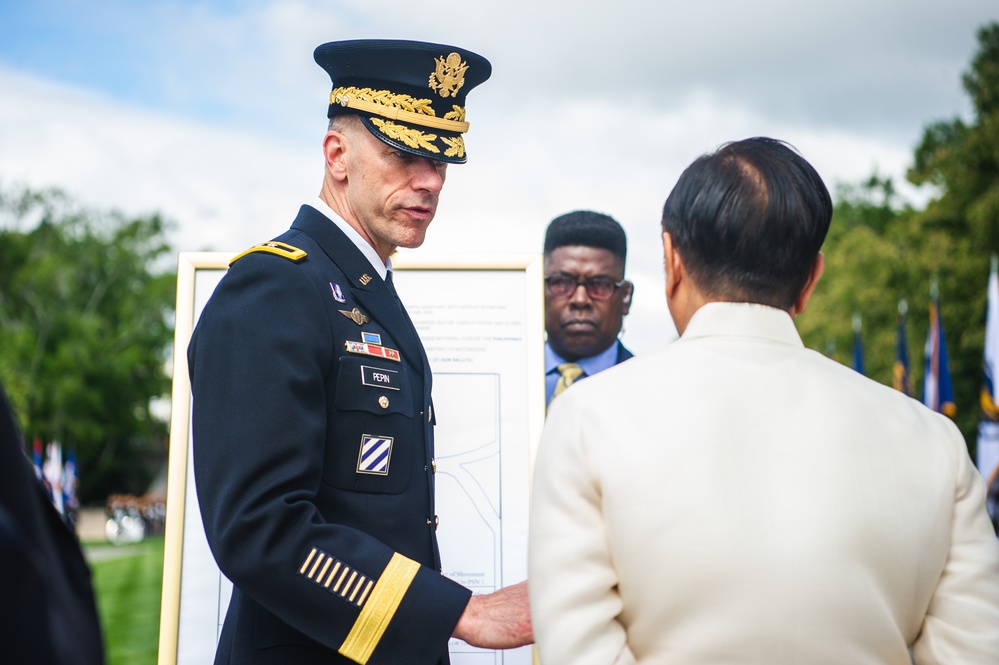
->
xmin=413 ymin=159 xmax=446 ymax=193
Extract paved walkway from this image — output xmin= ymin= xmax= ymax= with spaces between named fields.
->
xmin=84 ymin=543 xmax=145 ymax=563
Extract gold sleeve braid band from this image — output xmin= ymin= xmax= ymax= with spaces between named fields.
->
xmin=338 ymin=552 xmax=421 ymax=664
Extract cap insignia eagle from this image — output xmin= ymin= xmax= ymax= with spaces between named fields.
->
xmin=429 ymin=53 xmax=468 ymax=98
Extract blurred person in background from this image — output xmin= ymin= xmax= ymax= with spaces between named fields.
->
xmin=544 ymin=211 xmax=634 ymax=407
xmin=0 ymin=381 xmax=104 ymax=664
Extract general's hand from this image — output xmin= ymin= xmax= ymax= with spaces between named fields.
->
xmin=452 ymin=579 xmax=533 ymax=649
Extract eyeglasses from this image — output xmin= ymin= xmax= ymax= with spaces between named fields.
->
xmin=544 ymin=272 xmax=627 ymax=301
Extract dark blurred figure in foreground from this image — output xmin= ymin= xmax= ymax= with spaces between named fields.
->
xmin=0 ymin=382 xmax=104 ymax=664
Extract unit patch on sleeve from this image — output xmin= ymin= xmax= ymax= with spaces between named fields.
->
xmin=298 ymin=547 xmax=374 ymax=608
xmin=357 ymin=435 xmax=393 ymax=475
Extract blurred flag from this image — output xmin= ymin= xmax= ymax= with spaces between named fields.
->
xmin=923 ymin=280 xmax=957 ymax=417
xmin=63 ymin=447 xmax=80 ymax=528
xmin=852 ymin=312 xmax=865 ymax=375
xmin=977 ymin=256 xmax=999 ymax=483
xmin=43 ymin=441 xmax=65 ymax=517
xmin=893 ymin=300 xmax=913 ymax=396
xmin=32 ymin=436 xmax=45 ymax=482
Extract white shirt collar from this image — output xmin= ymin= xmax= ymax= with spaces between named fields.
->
xmin=307 ymin=197 xmax=392 ymax=280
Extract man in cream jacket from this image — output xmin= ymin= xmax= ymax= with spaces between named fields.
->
xmin=529 ymin=137 xmax=999 ymax=664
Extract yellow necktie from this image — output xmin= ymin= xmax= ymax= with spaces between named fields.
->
xmin=552 ymin=363 xmax=584 ymax=402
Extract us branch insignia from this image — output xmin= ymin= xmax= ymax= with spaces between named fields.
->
xmin=339 ymin=308 xmax=370 ymax=325
xmin=359 ymin=273 xmax=373 ymax=286
xmin=429 ymin=52 xmax=468 ymax=98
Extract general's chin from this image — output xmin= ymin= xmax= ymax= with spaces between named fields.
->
xmin=395 ymin=231 xmax=429 ymax=249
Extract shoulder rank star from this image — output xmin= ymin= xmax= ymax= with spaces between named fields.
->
xmin=339 ymin=308 xmax=370 ymax=325
xmin=345 ymin=340 xmax=401 ymax=362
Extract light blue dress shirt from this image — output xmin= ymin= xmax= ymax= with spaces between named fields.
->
xmin=545 ymin=341 xmax=621 ymax=405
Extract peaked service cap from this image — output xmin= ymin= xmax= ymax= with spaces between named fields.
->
xmin=314 ymin=39 xmax=492 ymax=164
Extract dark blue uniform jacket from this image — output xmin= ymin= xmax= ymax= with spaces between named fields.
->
xmin=188 ymin=205 xmax=471 ymax=665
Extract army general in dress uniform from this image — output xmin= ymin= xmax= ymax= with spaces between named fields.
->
xmin=188 ymin=39 xmax=531 ymax=665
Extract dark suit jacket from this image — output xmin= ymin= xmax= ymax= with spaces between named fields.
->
xmin=0 ymin=385 xmax=104 ymax=665
xmin=188 ymin=206 xmax=471 ymax=665
xmin=615 ymin=340 xmax=634 ymax=364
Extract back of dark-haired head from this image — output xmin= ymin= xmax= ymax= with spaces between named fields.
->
xmin=544 ymin=210 xmax=627 ymax=265
xmin=660 ymin=137 xmax=831 ymax=309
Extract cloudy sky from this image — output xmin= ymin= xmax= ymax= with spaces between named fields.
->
xmin=1 ymin=0 xmax=996 ymax=353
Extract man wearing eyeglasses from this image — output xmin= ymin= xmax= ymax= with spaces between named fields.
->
xmin=530 ymin=138 xmax=999 ymax=663
xmin=543 ymin=211 xmax=634 ymax=406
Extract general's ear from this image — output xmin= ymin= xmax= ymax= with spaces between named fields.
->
xmin=323 ymin=130 xmax=349 ymax=182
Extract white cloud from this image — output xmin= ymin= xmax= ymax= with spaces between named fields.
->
xmin=0 ymin=0 xmax=995 ymax=352
xmin=0 ymin=64 xmax=319 ymax=252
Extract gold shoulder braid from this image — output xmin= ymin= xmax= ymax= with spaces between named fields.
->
xmin=230 ymin=241 xmax=307 ymax=266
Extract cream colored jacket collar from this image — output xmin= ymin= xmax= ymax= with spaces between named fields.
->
xmin=681 ymin=302 xmax=805 ymax=349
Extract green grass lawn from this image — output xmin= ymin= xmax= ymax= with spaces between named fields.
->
xmin=85 ymin=536 xmax=164 ymax=665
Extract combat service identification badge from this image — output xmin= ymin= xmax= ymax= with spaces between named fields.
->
xmin=357 ymin=435 xmax=393 ymax=475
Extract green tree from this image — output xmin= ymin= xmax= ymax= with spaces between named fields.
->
xmin=0 ymin=184 xmax=176 ymax=502
xmin=798 ymin=176 xmax=923 ymax=388
xmin=800 ymin=22 xmax=999 ymax=451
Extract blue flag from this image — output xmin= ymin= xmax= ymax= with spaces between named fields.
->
xmin=977 ymin=257 xmax=999 ymax=484
xmin=63 ymin=447 xmax=79 ymax=526
xmin=893 ymin=301 xmax=913 ymax=396
xmin=923 ymin=287 xmax=956 ymax=417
